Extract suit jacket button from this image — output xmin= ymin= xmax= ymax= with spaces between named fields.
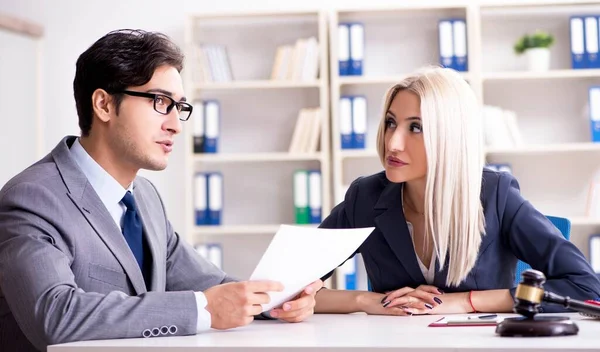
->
xmin=169 ymin=325 xmax=178 ymax=334
xmin=142 ymin=329 xmax=152 ymax=338
xmin=152 ymin=328 xmax=160 ymax=336
xmin=160 ymin=326 xmax=169 ymax=335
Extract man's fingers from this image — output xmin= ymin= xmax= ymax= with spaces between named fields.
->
xmin=244 ymin=280 xmax=284 ymax=293
xmin=247 ymin=292 xmax=271 ymax=305
xmin=244 ymin=304 xmax=263 ymax=317
xmin=283 ymin=294 xmax=313 ymax=312
xmin=303 ymin=280 xmax=323 ymax=295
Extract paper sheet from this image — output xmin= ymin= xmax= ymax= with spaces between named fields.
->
xmin=249 ymin=224 xmax=375 ymax=312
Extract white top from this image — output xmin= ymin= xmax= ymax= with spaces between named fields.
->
xmin=70 ymin=138 xmax=211 ymax=333
xmin=48 ymin=313 xmax=596 ymax=351
xmin=406 ymin=221 xmax=436 ymax=284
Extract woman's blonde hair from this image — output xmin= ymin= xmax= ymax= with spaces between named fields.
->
xmin=376 ymin=66 xmax=486 ymax=287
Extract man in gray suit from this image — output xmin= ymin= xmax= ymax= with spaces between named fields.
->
xmin=0 ymin=29 xmax=322 ymax=352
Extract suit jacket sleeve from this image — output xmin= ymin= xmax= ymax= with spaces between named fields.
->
xmin=499 ymin=173 xmax=600 ymax=312
xmin=0 ymin=182 xmax=197 ymax=350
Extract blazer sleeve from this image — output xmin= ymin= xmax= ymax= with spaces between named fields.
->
xmin=499 ymin=173 xmax=600 ymax=312
xmin=318 ymin=177 xmax=361 ymax=281
xmin=0 ymin=182 xmax=199 ymax=351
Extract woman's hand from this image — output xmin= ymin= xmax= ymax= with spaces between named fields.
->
xmin=355 ymin=291 xmax=414 ymax=316
xmin=382 ymin=285 xmax=443 ymax=313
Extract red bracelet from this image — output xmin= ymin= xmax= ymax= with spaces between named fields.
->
xmin=468 ymin=290 xmax=478 ymax=313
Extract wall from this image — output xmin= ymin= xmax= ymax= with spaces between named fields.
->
xmin=1 ymin=0 xmax=567 ymax=233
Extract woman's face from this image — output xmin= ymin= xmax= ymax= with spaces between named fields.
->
xmin=383 ymin=90 xmax=427 ymax=183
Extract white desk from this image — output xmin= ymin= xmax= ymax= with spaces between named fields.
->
xmin=48 ymin=313 xmax=600 ymax=352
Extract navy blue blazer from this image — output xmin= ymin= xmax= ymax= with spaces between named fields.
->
xmin=320 ymin=170 xmax=600 ymax=312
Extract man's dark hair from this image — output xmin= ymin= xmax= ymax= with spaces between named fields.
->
xmin=73 ymin=29 xmax=184 ymax=136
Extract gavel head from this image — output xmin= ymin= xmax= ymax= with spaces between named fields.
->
xmin=513 ymin=269 xmax=546 ymax=318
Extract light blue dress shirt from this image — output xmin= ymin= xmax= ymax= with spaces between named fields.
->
xmin=70 ymin=138 xmax=211 ymax=332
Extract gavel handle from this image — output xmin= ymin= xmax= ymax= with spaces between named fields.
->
xmin=544 ymin=292 xmax=600 ymax=317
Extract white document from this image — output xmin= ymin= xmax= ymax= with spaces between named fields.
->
xmin=249 ymin=224 xmax=375 ymax=312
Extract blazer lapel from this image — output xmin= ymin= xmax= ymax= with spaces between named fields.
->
xmin=132 ymin=184 xmax=164 ymax=292
xmin=374 ymin=182 xmax=425 ymax=284
xmin=53 ymin=136 xmax=147 ymax=295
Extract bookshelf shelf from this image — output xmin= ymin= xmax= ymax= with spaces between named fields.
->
xmin=194 ymin=224 xmax=318 ymax=236
xmin=339 ymin=149 xmax=378 ymax=159
xmin=483 ymin=69 xmax=600 ymax=81
xmin=339 ymin=72 xmax=471 ymax=86
xmin=486 ymin=143 xmax=600 ymax=156
xmin=184 ymin=10 xmax=331 ymax=282
xmin=195 ymin=80 xmax=322 ymax=90
xmin=570 ymin=217 xmax=600 ymax=227
xmin=193 ymin=152 xmax=324 ymax=163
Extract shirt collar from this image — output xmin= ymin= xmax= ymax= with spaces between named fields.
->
xmin=70 ymin=138 xmax=131 ymax=207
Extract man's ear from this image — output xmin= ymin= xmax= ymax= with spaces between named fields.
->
xmin=91 ymin=89 xmax=115 ymax=123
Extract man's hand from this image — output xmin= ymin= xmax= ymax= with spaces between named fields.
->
xmin=269 ymin=280 xmax=323 ymax=323
xmin=204 ymin=280 xmax=284 ymax=330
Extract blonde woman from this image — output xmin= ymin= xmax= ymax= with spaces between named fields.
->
xmin=314 ymin=66 xmax=600 ymax=315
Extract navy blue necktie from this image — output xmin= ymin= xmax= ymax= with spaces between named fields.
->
xmin=121 ymin=191 xmax=145 ymax=273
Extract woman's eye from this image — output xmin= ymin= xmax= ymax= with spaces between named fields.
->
xmin=155 ymin=97 xmax=166 ymax=105
xmin=410 ymin=123 xmax=422 ymax=133
xmin=385 ymin=118 xmax=396 ymax=129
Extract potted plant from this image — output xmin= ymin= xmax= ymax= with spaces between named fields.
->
xmin=514 ymin=30 xmax=554 ymax=72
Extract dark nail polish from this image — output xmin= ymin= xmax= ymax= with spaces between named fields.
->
xmin=438 ymin=289 xmax=444 ymax=294
xmin=425 ymin=303 xmax=433 ymax=309
xmin=382 ymin=301 xmax=391 ymax=308
xmin=380 ymin=295 xmax=388 ymax=304
xmin=406 ymin=312 xmax=413 ymax=316
xmin=434 ymin=297 xmax=443 ymax=304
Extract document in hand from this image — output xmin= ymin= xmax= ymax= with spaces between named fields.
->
xmin=249 ymin=224 xmax=375 ymax=312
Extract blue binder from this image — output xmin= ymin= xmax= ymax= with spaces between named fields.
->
xmin=349 ymin=23 xmax=364 ymax=76
xmin=438 ymin=19 xmax=455 ymax=70
xmin=340 ymin=96 xmax=353 ymax=149
xmin=571 ymin=16 xmax=587 ymax=69
xmin=338 ymin=23 xmax=351 ymax=76
xmin=585 ymin=16 xmax=599 ymax=68
xmin=590 ymin=234 xmax=600 ymax=274
xmin=194 ymin=173 xmax=208 ymax=225
xmin=453 ymin=19 xmax=468 ymax=72
xmin=308 ymin=170 xmax=322 ymax=224
xmin=351 ymin=95 xmax=367 ymax=149
xmin=589 ymin=86 xmax=600 ymax=142
xmin=207 ymin=172 xmax=223 ymax=225
xmin=204 ymin=100 xmax=220 ymax=153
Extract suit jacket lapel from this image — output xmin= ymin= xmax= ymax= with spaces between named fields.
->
xmin=53 ymin=136 xmax=147 ymax=295
xmin=132 ymin=184 xmax=164 ymax=292
xmin=374 ymin=182 xmax=425 ymax=284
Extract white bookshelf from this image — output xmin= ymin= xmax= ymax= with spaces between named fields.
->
xmin=480 ymin=0 xmax=600 ymax=260
xmin=329 ymin=1 xmax=600 ymax=285
xmin=183 ymin=11 xmax=331 ymax=281
xmin=195 ymin=80 xmax=321 ymax=90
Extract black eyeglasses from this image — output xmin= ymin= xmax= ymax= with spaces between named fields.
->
xmin=116 ymin=90 xmax=193 ymax=121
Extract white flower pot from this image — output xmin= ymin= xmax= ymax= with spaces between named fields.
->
xmin=526 ymin=48 xmax=551 ymax=72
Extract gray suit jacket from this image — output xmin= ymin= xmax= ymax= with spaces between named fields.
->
xmin=0 ymin=136 xmax=236 ymax=351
